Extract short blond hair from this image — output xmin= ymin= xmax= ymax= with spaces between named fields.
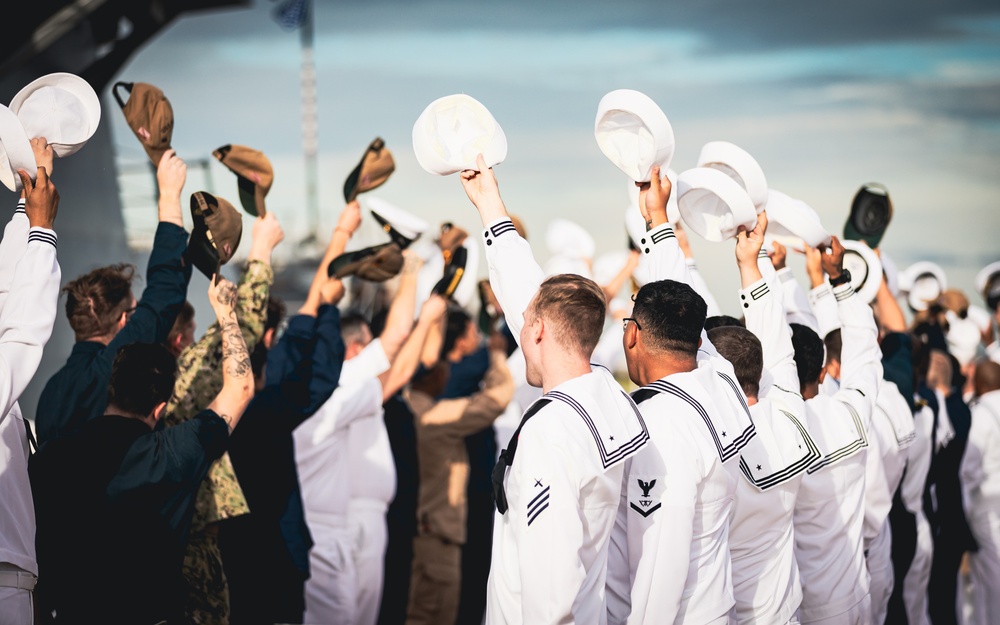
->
xmin=529 ymin=274 xmax=607 ymax=357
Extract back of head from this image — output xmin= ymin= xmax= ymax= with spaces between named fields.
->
xmin=340 ymin=310 xmax=372 ymax=349
xmin=107 ymin=343 xmax=178 ymax=417
xmin=824 ymin=329 xmax=843 ymax=366
xmin=705 ymin=314 xmax=744 ymax=332
xmin=708 ymin=326 xmax=763 ymax=399
xmin=530 ymin=274 xmax=607 ymax=358
xmin=631 ymin=279 xmax=706 ymax=356
xmin=790 ymin=323 xmax=824 ymax=389
xmin=63 ymin=264 xmax=136 ymax=340
xmin=975 ymin=360 xmax=1000 ymax=397
xmin=251 ymin=296 xmax=288 ymax=377
xmin=442 ymin=306 xmax=474 ymax=358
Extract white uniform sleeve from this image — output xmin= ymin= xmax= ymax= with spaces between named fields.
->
xmin=863 ymin=417 xmax=892 ymax=546
xmin=832 ymin=283 xmax=882 ymax=422
xmin=776 ymin=267 xmax=820 ymax=335
xmin=740 ymin=276 xmax=802 ymax=408
xmin=481 ymin=217 xmax=546 ymax=343
xmin=961 ymin=403 xmax=992 ymax=499
xmin=685 ymin=259 xmax=721 ymax=318
xmin=294 ymin=377 xmax=383 ymax=445
xmin=0 ymin=227 xmax=61 ymax=422
xmin=807 ymin=282 xmax=841 ymax=339
xmin=641 ymin=223 xmax=689 ymax=286
xmin=0 ymin=200 xmax=30 ymax=313
xmin=606 ymin=465 xmax=633 ymax=624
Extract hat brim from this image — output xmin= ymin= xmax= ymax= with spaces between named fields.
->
xmin=975 ymin=261 xmax=1000 ymax=301
xmin=327 ymin=243 xmax=404 ymax=282
xmin=187 ymin=219 xmax=220 ymax=280
xmin=0 ymin=105 xmax=37 ymax=192
xmin=677 ymin=167 xmax=757 ymax=243
xmin=844 ymin=185 xmax=892 ymax=248
xmin=840 ymin=240 xmax=883 ymax=304
xmin=764 ymin=189 xmax=830 ymax=249
xmin=236 ymin=174 xmax=264 ymax=217
xmin=412 ymin=94 xmax=507 ymax=176
xmin=595 ymin=89 xmax=675 ymax=183
xmin=10 ymin=73 xmax=101 ymax=158
xmin=697 ymin=141 xmax=768 ymax=212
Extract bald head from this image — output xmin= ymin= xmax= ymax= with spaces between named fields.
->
xmin=975 ymin=360 xmax=1000 ymax=397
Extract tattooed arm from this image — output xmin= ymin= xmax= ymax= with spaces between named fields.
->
xmin=205 ymin=275 xmax=255 ymax=432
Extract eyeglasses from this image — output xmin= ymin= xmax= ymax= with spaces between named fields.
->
xmin=622 ymin=317 xmax=641 ymax=332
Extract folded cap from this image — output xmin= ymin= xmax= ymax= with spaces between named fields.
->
xmin=0 ymin=104 xmax=36 ymax=192
xmin=327 ymin=242 xmax=405 ymax=282
xmin=844 ymin=183 xmax=892 ymax=249
xmin=436 ymin=222 xmax=469 ymax=262
xmin=899 ymin=261 xmax=947 ymax=312
xmin=432 ymin=246 xmax=468 ymax=298
xmin=212 ymin=144 xmax=273 ymax=217
xmin=763 ymin=189 xmax=831 ymax=249
xmin=366 ymin=196 xmax=429 ymax=249
xmin=968 ymin=305 xmax=993 ymax=333
xmin=595 ymin=89 xmax=675 ymax=183
xmin=696 ymin=141 xmax=768 ymax=213
xmin=344 ymin=137 xmax=395 ymax=203
xmin=840 ymin=239 xmax=883 ymax=304
xmin=676 ymin=167 xmax=757 ymax=242
xmin=975 ymin=261 xmax=1000 ymax=311
xmin=113 ymin=81 xmax=173 ymax=166
xmin=188 ymin=192 xmax=243 ymax=280
xmin=546 ymin=218 xmax=595 ymax=260
xmin=9 ymin=72 xmax=101 ymax=158
xmin=412 ymin=94 xmax=507 ymax=176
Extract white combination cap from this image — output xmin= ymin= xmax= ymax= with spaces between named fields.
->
xmin=365 ymin=196 xmax=429 ymax=242
xmin=595 ymin=89 xmax=675 ymax=183
xmin=676 ymin=166 xmax=757 ymax=242
xmin=412 ymin=94 xmax=507 ymax=176
xmin=9 ymin=72 xmax=101 ymax=158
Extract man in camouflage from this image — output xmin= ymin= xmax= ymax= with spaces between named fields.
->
xmin=164 ymin=210 xmax=284 ymax=624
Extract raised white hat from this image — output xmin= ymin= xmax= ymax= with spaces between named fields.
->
xmin=593 ymin=250 xmax=633 ymax=288
xmin=546 ymin=218 xmax=595 ymax=260
xmin=365 ymin=196 xmax=429 ymax=242
xmin=840 ymin=239 xmax=883 ymax=304
xmin=967 ymin=304 xmax=992 ymax=333
xmin=676 ymin=166 xmax=757 ymax=242
xmin=697 ymin=141 xmax=768 ymax=213
xmin=543 ymin=254 xmax=593 ymax=280
xmin=626 ymin=168 xmax=680 ymax=224
xmin=899 ymin=261 xmax=947 ymax=312
xmin=0 ymin=105 xmax=36 ymax=193
xmin=9 ymin=72 xmax=101 ymax=158
xmin=412 ymin=94 xmax=507 ymax=176
xmin=595 ymin=89 xmax=674 ymax=183
xmin=764 ymin=189 xmax=831 ymax=249
xmin=946 ymin=311 xmax=981 ymax=367
xmin=975 ymin=261 xmax=1000 ymax=303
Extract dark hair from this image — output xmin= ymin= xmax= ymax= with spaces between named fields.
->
xmin=705 ymin=315 xmax=744 ymax=331
xmin=340 ymin=311 xmax=371 ymax=347
xmin=529 ymin=274 xmax=607 ymax=357
xmin=107 ymin=343 xmax=178 ymax=417
xmin=63 ymin=263 xmax=137 ymax=339
xmin=824 ymin=329 xmax=843 ymax=366
xmin=265 ymin=296 xmax=287 ymax=335
xmin=631 ymin=279 xmax=706 ymax=355
xmin=442 ymin=307 xmax=473 ymax=357
xmin=790 ymin=323 xmax=824 ymax=388
xmin=708 ymin=326 xmax=763 ymax=399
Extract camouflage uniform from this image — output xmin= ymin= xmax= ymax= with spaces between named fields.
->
xmin=163 ymin=260 xmax=273 ymax=625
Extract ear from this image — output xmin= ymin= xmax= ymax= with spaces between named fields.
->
xmin=170 ymin=332 xmax=184 ymax=353
xmin=624 ymin=323 xmax=638 ymax=350
xmin=818 ymin=365 xmax=827 ymax=384
xmin=263 ymin=327 xmax=277 ymax=350
xmin=532 ymin=316 xmax=544 ymax=345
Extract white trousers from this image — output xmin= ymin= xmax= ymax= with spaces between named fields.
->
xmin=348 ymin=499 xmax=389 ymax=625
xmin=865 ymin=521 xmax=893 ymax=624
xmin=968 ymin=502 xmax=1000 ymax=625
xmin=903 ymin=509 xmax=933 ymax=625
xmin=0 ymin=587 xmax=32 ymax=625
xmin=798 ymin=594 xmax=872 ymax=625
xmin=304 ymin=522 xmax=356 ymax=625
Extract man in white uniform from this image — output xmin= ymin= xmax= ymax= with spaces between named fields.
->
xmin=294 ymin=246 xmax=447 ymax=625
xmin=459 ymin=154 xmax=649 ymax=625
xmin=0 ymin=151 xmax=61 ymax=625
xmin=605 ymin=167 xmax=755 ymax=624
xmin=960 ymin=360 xmax=1000 ymax=624
xmin=791 ymin=236 xmax=882 ymax=624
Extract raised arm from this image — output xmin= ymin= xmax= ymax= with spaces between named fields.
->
xmin=872 ymin=248 xmax=906 ymax=334
xmin=301 ymin=201 xmax=361 ymax=317
xmin=205 ymin=277 xmax=254 ymax=431
xmin=803 ymin=243 xmax=841 ymax=340
xmin=461 ymin=154 xmax=544 ymax=340
xmin=379 ymin=294 xmax=448 ymax=402
xmin=379 ymin=251 xmax=423 ymax=361
xmin=676 ymin=221 xmax=722 ymax=317
xmin=0 ymin=138 xmax=52 ymax=313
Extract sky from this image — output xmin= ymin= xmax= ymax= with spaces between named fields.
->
xmin=108 ymin=0 xmax=1000 ymax=319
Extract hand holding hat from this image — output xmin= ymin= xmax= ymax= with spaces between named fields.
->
xmin=820 ymin=236 xmax=847 ymax=283
xmin=19 ymin=163 xmax=58 ymax=231
xmin=188 ymin=191 xmax=244 ymax=279
xmin=460 ymin=153 xmax=506 ymax=222
xmin=636 ymin=165 xmax=673 ymax=230
xmin=735 ymin=210 xmax=768 ymax=274
xmin=10 ymin=72 xmax=101 ymax=158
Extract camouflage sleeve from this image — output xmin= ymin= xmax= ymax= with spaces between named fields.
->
xmin=164 ymin=260 xmax=273 ymax=427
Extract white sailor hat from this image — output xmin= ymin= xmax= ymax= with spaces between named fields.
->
xmin=880 ymin=250 xmax=900 ymax=298
xmin=0 ymin=104 xmax=36 ymax=192
xmin=595 ymin=89 xmax=675 ymax=183
xmin=543 ymin=255 xmax=593 ymax=280
xmin=9 ymin=72 xmax=101 ymax=158
xmin=763 ymin=189 xmax=831 ymax=249
xmin=899 ymin=261 xmax=947 ymax=312
xmin=411 ymin=94 xmax=507 ymax=176
xmin=968 ymin=304 xmax=993 ymax=334
xmin=840 ymin=239 xmax=883 ymax=304
xmin=364 ymin=196 xmax=429 ymax=246
xmin=697 ymin=141 xmax=768 ymax=213
xmin=946 ymin=311 xmax=981 ymax=367
xmin=975 ymin=261 xmax=1000 ymax=310
xmin=675 ymin=166 xmax=757 ymax=242
xmin=626 ymin=169 xmax=680 ymax=224
xmin=593 ymin=250 xmax=633 ymax=287
xmin=546 ymin=218 xmax=595 ymax=261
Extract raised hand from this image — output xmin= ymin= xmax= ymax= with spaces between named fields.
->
xmin=769 ymin=239 xmax=787 ymax=270
xmin=18 ymin=166 xmax=58 ymax=230
xmin=208 ymin=275 xmax=238 ymax=313
xmin=735 ymin=209 xmax=768 ymax=269
xmin=799 ymin=243 xmax=825 ymax=288
xmin=636 ymin=165 xmax=671 ymax=230
xmin=820 ymin=235 xmax=846 ymax=281
xmin=320 ymin=278 xmax=346 ymax=306
xmin=30 ymin=137 xmax=54 ymax=179
xmin=336 ymin=200 xmax=362 ymax=236
xmin=419 ymin=294 xmax=449 ymax=323
xmin=460 ymin=153 xmax=506 ymax=223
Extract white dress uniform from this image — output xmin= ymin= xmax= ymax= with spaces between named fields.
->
xmin=0 ymin=200 xmax=60 ymax=625
xmin=960 ymin=388 xmax=1000 ymax=624
xmin=776 ymin=266 xmax=820 ymax=336
xmin=727 ymin=258 xmax=820 ymax=625
xmin=794 ymin=281 xmax=882 ymax=624
xmin=481 ymin=217 xmax=649 ymax=625
xmin=294 ymin=340 xmax=390 ymax=625
xmin=902 ymin=399 xmax=934 ymax=625
xmin=605 ymin=222 xmax=752 ymax=625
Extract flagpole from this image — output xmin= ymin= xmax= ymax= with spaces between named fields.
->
xmin=300 ymin=0 xmax=319 ymax=247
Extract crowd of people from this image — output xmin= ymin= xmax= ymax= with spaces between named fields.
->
xmin=0 ymin=131 xmax=999 ymax=625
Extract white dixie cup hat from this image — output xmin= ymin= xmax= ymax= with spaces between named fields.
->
xmin=595 ymin=89 xmax=675 ymax=184
xmin=412 ymin=94 xmax=507 ymax=176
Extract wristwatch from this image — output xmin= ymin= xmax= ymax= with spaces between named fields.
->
xmin=828 ymin=269 xmax=852 ymax=288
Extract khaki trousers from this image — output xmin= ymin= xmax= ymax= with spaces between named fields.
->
xmin=404 ymin=534 xmax=461 ymax=625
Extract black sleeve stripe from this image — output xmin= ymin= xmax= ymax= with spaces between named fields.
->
xmin=650 ymin=228 xmax=675 ymax=244
xmin=750 ymin=284 xmax=769 ymax=300
xmin=834 ymin=287 xmax=856 ymax=302
xmin=527 ymin=486 xmax=550 ymax=511
xmin=527 ymin=502 xmax=549 ymax=526
xmin=488 ymin=219 xmax=516 ymax=237
xmin=28 ymin=231 xmax=57 ymax=248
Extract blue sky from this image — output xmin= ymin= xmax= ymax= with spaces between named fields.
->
xmin=110 ymin=0 xmax=1000 ymax=317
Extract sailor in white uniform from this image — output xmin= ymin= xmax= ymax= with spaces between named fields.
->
xmin=790 ymin=236 xmax=882 ymax=624
xmin=960 ymin=360 xmax=1000 ymax=625
xmin=902 ymin=396 xmax=934 ymax=625
xmin=709 ymin=213 xmax=820 ymax=625
xmin=459 ymin=154 xmax=649 ymax=625
xmin=605 ymin=167 xmax=754 ymax=624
